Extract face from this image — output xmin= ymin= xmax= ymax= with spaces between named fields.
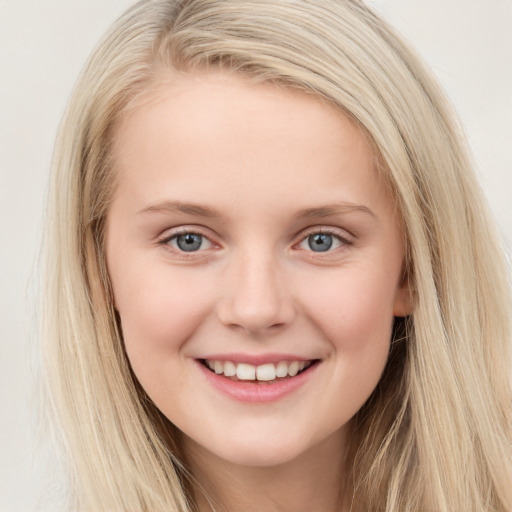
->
xmin=106 ymin=71 xmax=411 ymax=468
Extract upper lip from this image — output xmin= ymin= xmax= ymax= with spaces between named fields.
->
xmin=197 ymin=353 xmax=319 ymax=365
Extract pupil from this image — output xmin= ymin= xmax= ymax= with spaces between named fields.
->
xmin=308 ymin=233 xmax=332 ymax=252
xmin=176 ymin=233 xmax=202 ymax=252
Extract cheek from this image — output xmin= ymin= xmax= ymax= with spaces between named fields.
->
xmin=296 ymin=262 xmax=399 ymax=404
xmin=298 ymin=264 xmax=398 ymax=351
xmin=297 ymin=268 xmax=397 ymax=422
xmin=110 ymin=258 xmax=215 ymax=368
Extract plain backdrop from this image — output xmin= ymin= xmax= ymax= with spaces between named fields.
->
xmin=1 ymin=1 xmax=511 ymax=510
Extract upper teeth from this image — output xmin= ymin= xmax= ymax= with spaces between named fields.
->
xmin=206 ymin=360 xmax=310 ymax=381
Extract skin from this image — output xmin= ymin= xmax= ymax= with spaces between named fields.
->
xmin=106 ymin=71 xmax=411 ymax=512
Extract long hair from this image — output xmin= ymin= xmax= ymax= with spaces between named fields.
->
xmin=42 ymin=0 xmax=512 ymax=510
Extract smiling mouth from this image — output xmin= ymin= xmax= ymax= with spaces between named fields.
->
xmin=199 ymin=359 xmax=320 ymax=384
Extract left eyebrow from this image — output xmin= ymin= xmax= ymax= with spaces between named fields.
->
xmin=292 ymin=203 xmax=377 ymax=221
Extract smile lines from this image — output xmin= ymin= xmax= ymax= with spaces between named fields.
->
xmin=202 ymin=359 xmax=316 ymax=382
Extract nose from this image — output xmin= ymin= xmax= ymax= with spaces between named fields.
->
xmin=216 ymin=250 xmax=296 ymax=335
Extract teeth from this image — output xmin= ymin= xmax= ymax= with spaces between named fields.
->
xmin=288 ymin=361 xmax=300 ymax=377
xmin=236 ymin=363 xmax=256 ymax=380
xmin=223 ymin=361 xmax=236 ymax=377
xmin=204 ymin=359 xmax=313 ymax=381
xmin=256 ymin=363 xmax=276 ymax=381
xmin=276 ymin=361 xmax=288 ymax=378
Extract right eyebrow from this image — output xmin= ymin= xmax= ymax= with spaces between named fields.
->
xmin=137 ymin=200 xmax=222 ymax=218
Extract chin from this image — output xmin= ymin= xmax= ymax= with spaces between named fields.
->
xmin=215 ymin=446 xmax=303 ymax=468
xmin=198 ymin=430 xmax=318 ymax=468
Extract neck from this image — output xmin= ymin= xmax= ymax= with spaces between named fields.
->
xmin=183 ymin=430 xmax=351 ymax=512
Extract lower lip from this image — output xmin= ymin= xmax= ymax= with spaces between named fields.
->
xmin=196 ymin=361 xmax=319 ymax=403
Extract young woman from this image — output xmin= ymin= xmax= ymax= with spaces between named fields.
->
xmin=42 ymin=0 xmax=512 ymax=510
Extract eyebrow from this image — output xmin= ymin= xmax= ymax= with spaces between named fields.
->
xmin=292 ymin=203 xmax=376 ymax=221
xmin=138 ymin=200 xmax=222 ymax=218
xmin=138 ymin=200 xmax=376 ymax=220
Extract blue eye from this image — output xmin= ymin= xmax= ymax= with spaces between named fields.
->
xmin=168 ymin=232 xmax=212 ymax=252
xmin=298 ymin=231 xmax=346 ymax=252
xmin=307 ymin=233 xmax=333 ymax=252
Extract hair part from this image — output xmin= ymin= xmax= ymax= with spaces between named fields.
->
xmin=42 ymin=1 xmax=512 ymax=510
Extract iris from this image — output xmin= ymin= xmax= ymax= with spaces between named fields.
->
xmin=308 ymin=233 xmax=333 ymax=252
xmin=176 ymin=233 xmax=203 ymax=252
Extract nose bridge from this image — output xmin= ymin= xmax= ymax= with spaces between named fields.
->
xmin=218 ymin=244 xmax=294 ymax=334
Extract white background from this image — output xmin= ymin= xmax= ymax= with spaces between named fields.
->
xmin=1 ymin=1 xmax=511 ymax=510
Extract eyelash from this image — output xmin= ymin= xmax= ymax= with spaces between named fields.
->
xmin=157 ymin=226 xmax=353 ymax=257
xmin=157 ymin=228 xmax=214 ymax=259
xmin=298 ymin=228 xmax=353 ymax=253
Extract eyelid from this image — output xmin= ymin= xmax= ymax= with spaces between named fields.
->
xmin=155 ymin=224 xmax=354 ymax=257
xmin=298 ymin=226 xmax=354 ymax=243
xmin=157 ymin=226 xmax=220 ymax=254
xmin=294 ymin=226 xmax=354 ymax=253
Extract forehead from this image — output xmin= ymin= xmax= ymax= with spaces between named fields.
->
xmin=110 ymin=71 xmax=394 ymax=220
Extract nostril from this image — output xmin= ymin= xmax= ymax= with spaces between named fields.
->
xmin=217 ymin=296 xmax=296 ymax=334
xmin=215 ymin=263 xmax=296 ymax=333
xmin=227 ymin=320 xmax=289 ymax=336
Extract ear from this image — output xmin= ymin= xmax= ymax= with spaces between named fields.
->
xmin=393 ymin=272 xmax=413 ymax=317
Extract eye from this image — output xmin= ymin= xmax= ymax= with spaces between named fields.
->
xmin=165 ymin=231 xmax=213 ymax=252
xmin=297 ymin=230 xmax=350 ymax=253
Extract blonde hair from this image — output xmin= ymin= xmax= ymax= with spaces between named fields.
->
xmin=42 ymin=0 xmax=512 ymax=510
